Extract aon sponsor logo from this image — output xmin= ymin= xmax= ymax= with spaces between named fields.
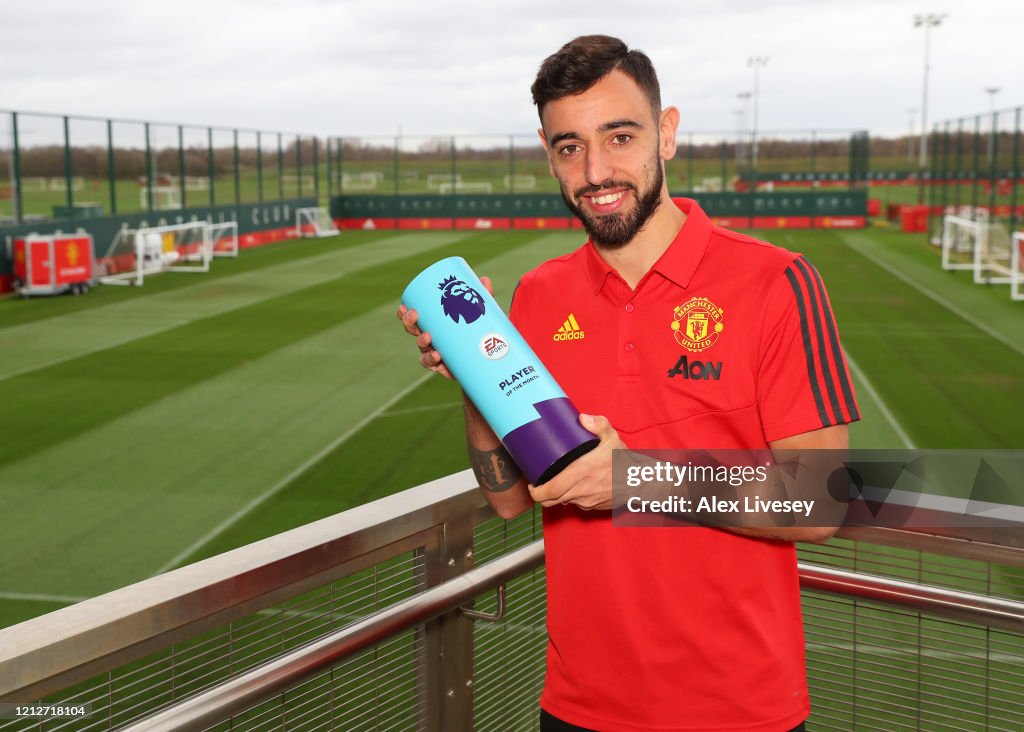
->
xmin=667 ymin=355 xmax=723 ymax=381
xmin=554 ymin=313 xmax=585 ymax=341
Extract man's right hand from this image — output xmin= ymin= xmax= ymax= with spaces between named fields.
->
xmin=397 ymin=304 xmax=454 ymax=379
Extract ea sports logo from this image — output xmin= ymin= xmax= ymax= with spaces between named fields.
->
xmin=480 ymin=333 xmax=510 ymax=360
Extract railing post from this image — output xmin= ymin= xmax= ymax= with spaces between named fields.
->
xmin=107 ymin=119 xmax=117 ymax=215
xmin=178 ymin=125 xmax=186 ymax=210
xmin=1011 ymin=107 xmax=1021 ymax=233
xmin=277 ymin=132 xmax=284 ymax=200
xmin=419 ymin=513 xmax=476 ymax=731
xmin=145 ymin=122 xmax=153 ymax=212
xmin=11 ymin=112 xmax=23 ymax=223
xmin=256 ymin=131 xmax=264 ymax=203
xmin=233 ymin=129 xmax=241 ymax=204
xmin=314 ymin=137 xmax=320 ymax=206
xmin=63 ymin=115 xmax=73 ymax=213
xmin=207 ymin=127 xmax=216 ymax=207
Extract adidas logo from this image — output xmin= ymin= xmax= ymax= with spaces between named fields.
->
xmin=553 ymin=313 xmax=585 ymax=341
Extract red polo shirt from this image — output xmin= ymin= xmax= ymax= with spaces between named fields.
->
xmin=509 ymin=198 xmax=859 ymax=732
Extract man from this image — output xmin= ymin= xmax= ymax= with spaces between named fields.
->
xmin=399 ymin=35 xmax=859 ymax=732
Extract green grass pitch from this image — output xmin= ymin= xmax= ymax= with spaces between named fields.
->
xmin=0 ymin=225 xmax=1022 ymax=727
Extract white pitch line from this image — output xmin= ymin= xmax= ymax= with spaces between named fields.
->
xmin=153 ymin=372 xmax=433 ymax=576
xmin=0 ymin=322 xmax=189 ymax=384
xmin=839 ymin=233 xmax=1024 ymax=360
xmin=806 ymin=642 xmax=1022 ymax=664
xmin=379 ymin=402 xmax=461 ymax=417
xmin=843 ymin=349 xmax=916 ymax=450
xmin=0 ymin=591 xmax=88 ymax=604
xmin=0 ymin=234 xmax=466 ymax=383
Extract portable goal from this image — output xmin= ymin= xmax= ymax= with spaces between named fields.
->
xmin=1013 ymin=232 xmax=1023 ymax=301
xmin=503 ymin=174 xmax=536 ymax=190
xmin=295 ymin=207 xmax=339 ymax=238
xmin=971 ymin=219 xmax=1014 ymax=286
xmin=437 ymin=181 xmax=493 ymax=195
xmin=99 ymin=221 xmax=213 ymax=286
xmin=140 ymin=186 xmax=182 ymax=210
xmin=210 ymin=221 xmax=239 ymax=258
xmin=941 ymin=215 xmax=983 ymax=272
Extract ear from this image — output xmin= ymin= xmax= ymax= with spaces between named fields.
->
xmin=538 ymin=127 xmax=556 ymax=178
xmin=658 ymin=106 xmax=680 ymax=161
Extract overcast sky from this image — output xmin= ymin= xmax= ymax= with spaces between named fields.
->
xmin=1 ymin=0 xmax=1019 ymax=143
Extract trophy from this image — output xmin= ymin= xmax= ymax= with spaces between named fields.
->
xmin=402 ymin=257 xmax=597 ymax=485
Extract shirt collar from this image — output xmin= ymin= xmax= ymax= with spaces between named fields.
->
xmin=583 ymin=197 xmax=713 ymax=294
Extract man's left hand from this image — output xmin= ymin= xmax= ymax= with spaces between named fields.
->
xmin=528 ymin=414 xmax=625 ymax=511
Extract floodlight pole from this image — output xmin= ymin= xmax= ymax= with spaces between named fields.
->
xmin=733 ymin=108 xmax=745 ymax=166
xmin=984 ymin=86 xmax=1000 ymax=164
xmin=737 ymin=91 xmax=752 ymax=166
xmin=914 ymin=13 xmax=946 ymax=202
xmin=907 ymin=108 xmax=918 ymax=165
xmin=748 ymin=58 xmax=768 ymax=170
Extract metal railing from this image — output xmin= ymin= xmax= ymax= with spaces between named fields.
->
xmin=1 ymin=472 xmax=1022 ymax=731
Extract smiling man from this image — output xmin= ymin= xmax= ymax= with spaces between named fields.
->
xmin=399 ymin=34 xmax=859 ymax=732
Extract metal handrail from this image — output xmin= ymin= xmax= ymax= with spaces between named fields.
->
xmin=116 ymin=547 xmax=1024 ymax=731
xmin=118 ymin=542 xmax=544 ymax=732
xmin=2 ymin=466 xmax=1023 ymax=722
xmin=0 ymin=470 xmax=488 ymax=702
xmin=798 ymin=563 xmax=1024 ymax=634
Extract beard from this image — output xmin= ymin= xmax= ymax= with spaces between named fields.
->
xmin=559 ymin=160 xmax=664 ymax=250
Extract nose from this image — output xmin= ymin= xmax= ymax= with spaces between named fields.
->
xmin=584 ymin=148 xmax=614 ymax=187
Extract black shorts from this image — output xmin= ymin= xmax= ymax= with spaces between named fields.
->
xmin=540 ymin=709 xmax=807 ymax=732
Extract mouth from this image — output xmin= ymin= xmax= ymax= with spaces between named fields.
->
xmin=581 ymin=187 xmax=631 ymax=215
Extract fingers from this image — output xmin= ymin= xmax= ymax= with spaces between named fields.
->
xmin=480 ymin=275 xmax=495 ymax=297
xmin=397 ymin=305 xmax=422 ymax=337
xmin=398 ymin=304 xmax=453 ymax=379
xmin=529 ymin=470 xmax=581 ymax=507
xmin=529 ymin=416 xmax=619 ymax=511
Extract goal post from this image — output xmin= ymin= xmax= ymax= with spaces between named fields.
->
xmin=210 ymin=221 xmax=239 ymax=258
xmin=140 ymin=186 xmax=182 ymax=210
xmin=98 ymin=221 xmax=213 ymax=286
xmin=1013 ymin=232 xmax=1023 ymax=301
xmin=503 ymin=173 xmax=536 ymax=190
xmin=437 ymin=181 xmax=493 ymax=195
xmin=295 ymin=207 xmax=340 ymax=238
xmin=971 ymin=220 xmax=1013 ymax=286
xmin=941 ymin=215 xmax=981 ymax=272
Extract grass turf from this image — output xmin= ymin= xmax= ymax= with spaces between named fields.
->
xmin=0 ymin=226 xmax=1021 ymax=641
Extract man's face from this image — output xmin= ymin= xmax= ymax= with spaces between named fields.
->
xmin=539 ymin=69 xmax=678 ymax=249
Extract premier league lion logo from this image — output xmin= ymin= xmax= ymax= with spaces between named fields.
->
xmin=439 ymin=275 xmax=486 ymax=324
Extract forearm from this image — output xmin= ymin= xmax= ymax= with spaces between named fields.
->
xmin=463 ymin=392 xmax=533 ymax=519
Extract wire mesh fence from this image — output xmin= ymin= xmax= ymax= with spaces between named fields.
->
xmin=0 ymin=478 xmax=1021 ymax=732
xmin=0 ymin=110 xmax=320 ymax=226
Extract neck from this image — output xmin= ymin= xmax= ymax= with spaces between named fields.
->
xmin=594 ymin=189 xmax=686 ymax=289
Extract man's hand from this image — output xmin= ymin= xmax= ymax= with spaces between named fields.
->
xmin=528 ymin=414 xmax=626 ymax=511
xmin=397 ymin=275 xmax=493 ymax=379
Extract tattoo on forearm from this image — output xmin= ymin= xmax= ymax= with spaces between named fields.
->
xmin=468 ymin=444 xmax=522 ymax=492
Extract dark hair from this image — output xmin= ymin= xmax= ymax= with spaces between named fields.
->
xmin=531 ymin=35 xmax=661 ymax=118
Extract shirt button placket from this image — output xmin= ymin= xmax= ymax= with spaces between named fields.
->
xmin=620 ymin=300 xmax=638 ymax=376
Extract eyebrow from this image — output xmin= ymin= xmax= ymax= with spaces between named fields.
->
xmin=549 ymin=119 xmax=644 ymax=147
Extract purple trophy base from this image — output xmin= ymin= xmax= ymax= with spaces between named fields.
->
xmin=502 ymin=398 xmax=599 ymax=485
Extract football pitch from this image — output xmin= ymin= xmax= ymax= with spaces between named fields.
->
xmin=1 ymin=223 xmax=1022 ymax=639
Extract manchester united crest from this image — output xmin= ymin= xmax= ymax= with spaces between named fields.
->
xmin=671 ymin=297 xmax=724 ymax=352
